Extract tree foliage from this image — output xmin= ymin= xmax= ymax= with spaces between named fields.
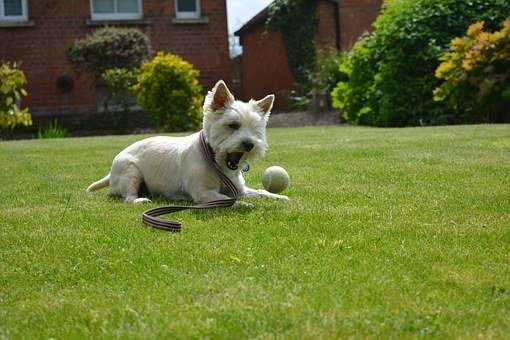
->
xmin=332 ymin=0 xmax=510 ymax=126
xmin=434 ymin=20 xmax=510 ymax=122
xmin=0 ymin=63 xmax=31 ymax=130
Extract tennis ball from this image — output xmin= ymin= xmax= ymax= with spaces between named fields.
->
xmin=262 ymin=166 xmax=290 ymax=193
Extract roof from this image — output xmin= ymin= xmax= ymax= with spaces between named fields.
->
xmin=233 ymin=7 xmax=270 ymax=37
xmin=234 ymin=0 xmax=338 ymax=37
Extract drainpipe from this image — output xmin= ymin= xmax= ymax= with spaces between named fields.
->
xmin=333 ymin=0 xmax=341 ymax=50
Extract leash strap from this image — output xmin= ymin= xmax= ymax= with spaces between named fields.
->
xmin=141 ymin=130 xmax=239 ymax=232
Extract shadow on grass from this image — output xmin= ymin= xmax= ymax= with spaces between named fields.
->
xmin=107 ymin=193 xmax=280 ymax=221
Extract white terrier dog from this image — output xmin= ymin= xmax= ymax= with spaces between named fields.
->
xmin=86 ymin=80 xmax=289 ymax=204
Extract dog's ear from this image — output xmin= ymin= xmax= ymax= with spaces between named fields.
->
xmin=254 ymin=94 xmax=275 ymax=121
xmin=206 ymin=80 xmax=235 ymax=112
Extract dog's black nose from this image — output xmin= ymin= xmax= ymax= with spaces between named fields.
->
xmin=242 ymin=141 xmax=254 ymax=151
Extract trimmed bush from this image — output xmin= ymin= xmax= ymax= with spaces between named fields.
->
xmin=0 ymin=62 xmax=31 ymax=130
xmin=332 ymin=0 xmax=510 ymax=126
xmin=133 ymin=52 xmax=203 ymax=132
xmin=434 ymin=20 xmax=510 ymax=122
xmin=68 ymin=27 xmax=151 ymax=76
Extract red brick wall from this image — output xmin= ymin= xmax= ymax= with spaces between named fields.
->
xmin=239 ymin=24 xmax=297 ymax=110
xmin=238 ymin=0 xmax=340 ymax=111
xmin=339 ymin=0 xmax=383 ymax=49
xmin=237 ymin=0 xmax=382 ymax=111
xmin=316 ymin=0 xmax=338 ymax=50
xmin=0 ymin=0 xmax=230 ymax=117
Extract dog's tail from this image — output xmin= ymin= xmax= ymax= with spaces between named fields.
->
xmin=86 ymin=173 xmax=110 ymax=192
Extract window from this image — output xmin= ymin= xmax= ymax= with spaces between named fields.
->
xmin=90 ymin=0 xmax=142 ymax=21
xmin=0 ymin=0 xmax=28 ymax=21
xmin=175 ymin=0 xmax=200 ymax=19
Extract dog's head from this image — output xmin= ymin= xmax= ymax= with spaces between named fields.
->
xmin=203 ymin=80 xmax=274 ymax=172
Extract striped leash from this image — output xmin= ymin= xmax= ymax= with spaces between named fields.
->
xmin=142 ymin=130 xmax=239 ymax=232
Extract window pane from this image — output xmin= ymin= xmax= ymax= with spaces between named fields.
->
xmin=177 ymin=0 xmax=197 ymax=12
xmin=4 ymin=0 xmax=23 ymax=16
xmin=117 ymin=0 xmax=138 ymax=13
xmin=93 ymin=0 xmax=114 ymax=14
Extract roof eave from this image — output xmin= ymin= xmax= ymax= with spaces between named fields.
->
xmin=234 ymin=0 xmax=339 ymax=37
xmin=234 ymin=7 xmax=269 ymax=37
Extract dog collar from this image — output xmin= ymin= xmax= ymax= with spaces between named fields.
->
xmin=201 ymin=131 xmax=250 ymax=173
xmin=141 ymin=130 xmax=240 ymax=232
xmin=198 ymin=130 xmax=240 ymax=198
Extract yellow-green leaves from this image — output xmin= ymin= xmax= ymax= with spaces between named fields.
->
xmin=434 ymin=19 xmax=510 ymax=120
xmin=134 ymin=52 xmax=203 ymax=132
xmin=0 ymin=62 xmax=32 ymax=130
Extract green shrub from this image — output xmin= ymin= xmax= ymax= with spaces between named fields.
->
xmin=37 ymin=119 xmax=69 ymax=139
xmin=332 ymin=0 xmax=510 ymax=126
xmin=434 ymin=20 xmax=510 ymax=122
xmin=134 ymin=52 xmax=203 ymax=132
xmin=68 ymin=27 xmax=151 ymax=76
xmin=304 ymin=49 xmax=348 ymax=111
xmin=0 ymin=62 xmax=32 ymax=130
xmin=102 ymin=68 xmax=139 ymax=113
xmin=310 ymin=49 xmax=347 ymax=93
xmin=288 ymin=90 xmax=311 ymax=111
xmin=331 ymin=36 xmax=378 ymax=125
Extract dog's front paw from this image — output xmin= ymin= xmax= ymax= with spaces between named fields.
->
xmin=273 ymin=194 xmax=290 ymax=201
xmin=234 ymin=201 xmax=255 ymax=210
xmin=259 ymin=190 xmax=289 ymax=201
xmin=133 ymin=197 xmax=152 ymax=204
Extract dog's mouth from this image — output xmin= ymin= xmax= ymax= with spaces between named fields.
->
xmin=226 ymin=152 xmax=243 ymax=170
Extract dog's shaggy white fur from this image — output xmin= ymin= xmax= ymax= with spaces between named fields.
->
xmin=87 ymin=80 xmax=289 ymax=204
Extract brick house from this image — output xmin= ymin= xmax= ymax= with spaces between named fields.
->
xmin=235 ymin=0 xmax=383 ymax=110
xmin=0 ymin=0 xmax=230 ymax=121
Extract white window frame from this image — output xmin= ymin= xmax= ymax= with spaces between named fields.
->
xmin=175 ymin=0 xmax=200 ymax=19
xmin=90 ymin=0 xmax=143 ymax=21
xmin=0 ymin=0 xmax=28 ymax=22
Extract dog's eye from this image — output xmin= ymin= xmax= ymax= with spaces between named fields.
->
xmin=228 ymin=123 xmax=241 ymax=130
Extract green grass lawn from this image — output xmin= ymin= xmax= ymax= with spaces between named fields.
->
xmin=1 ymin=125 xmax=509 ymax=338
